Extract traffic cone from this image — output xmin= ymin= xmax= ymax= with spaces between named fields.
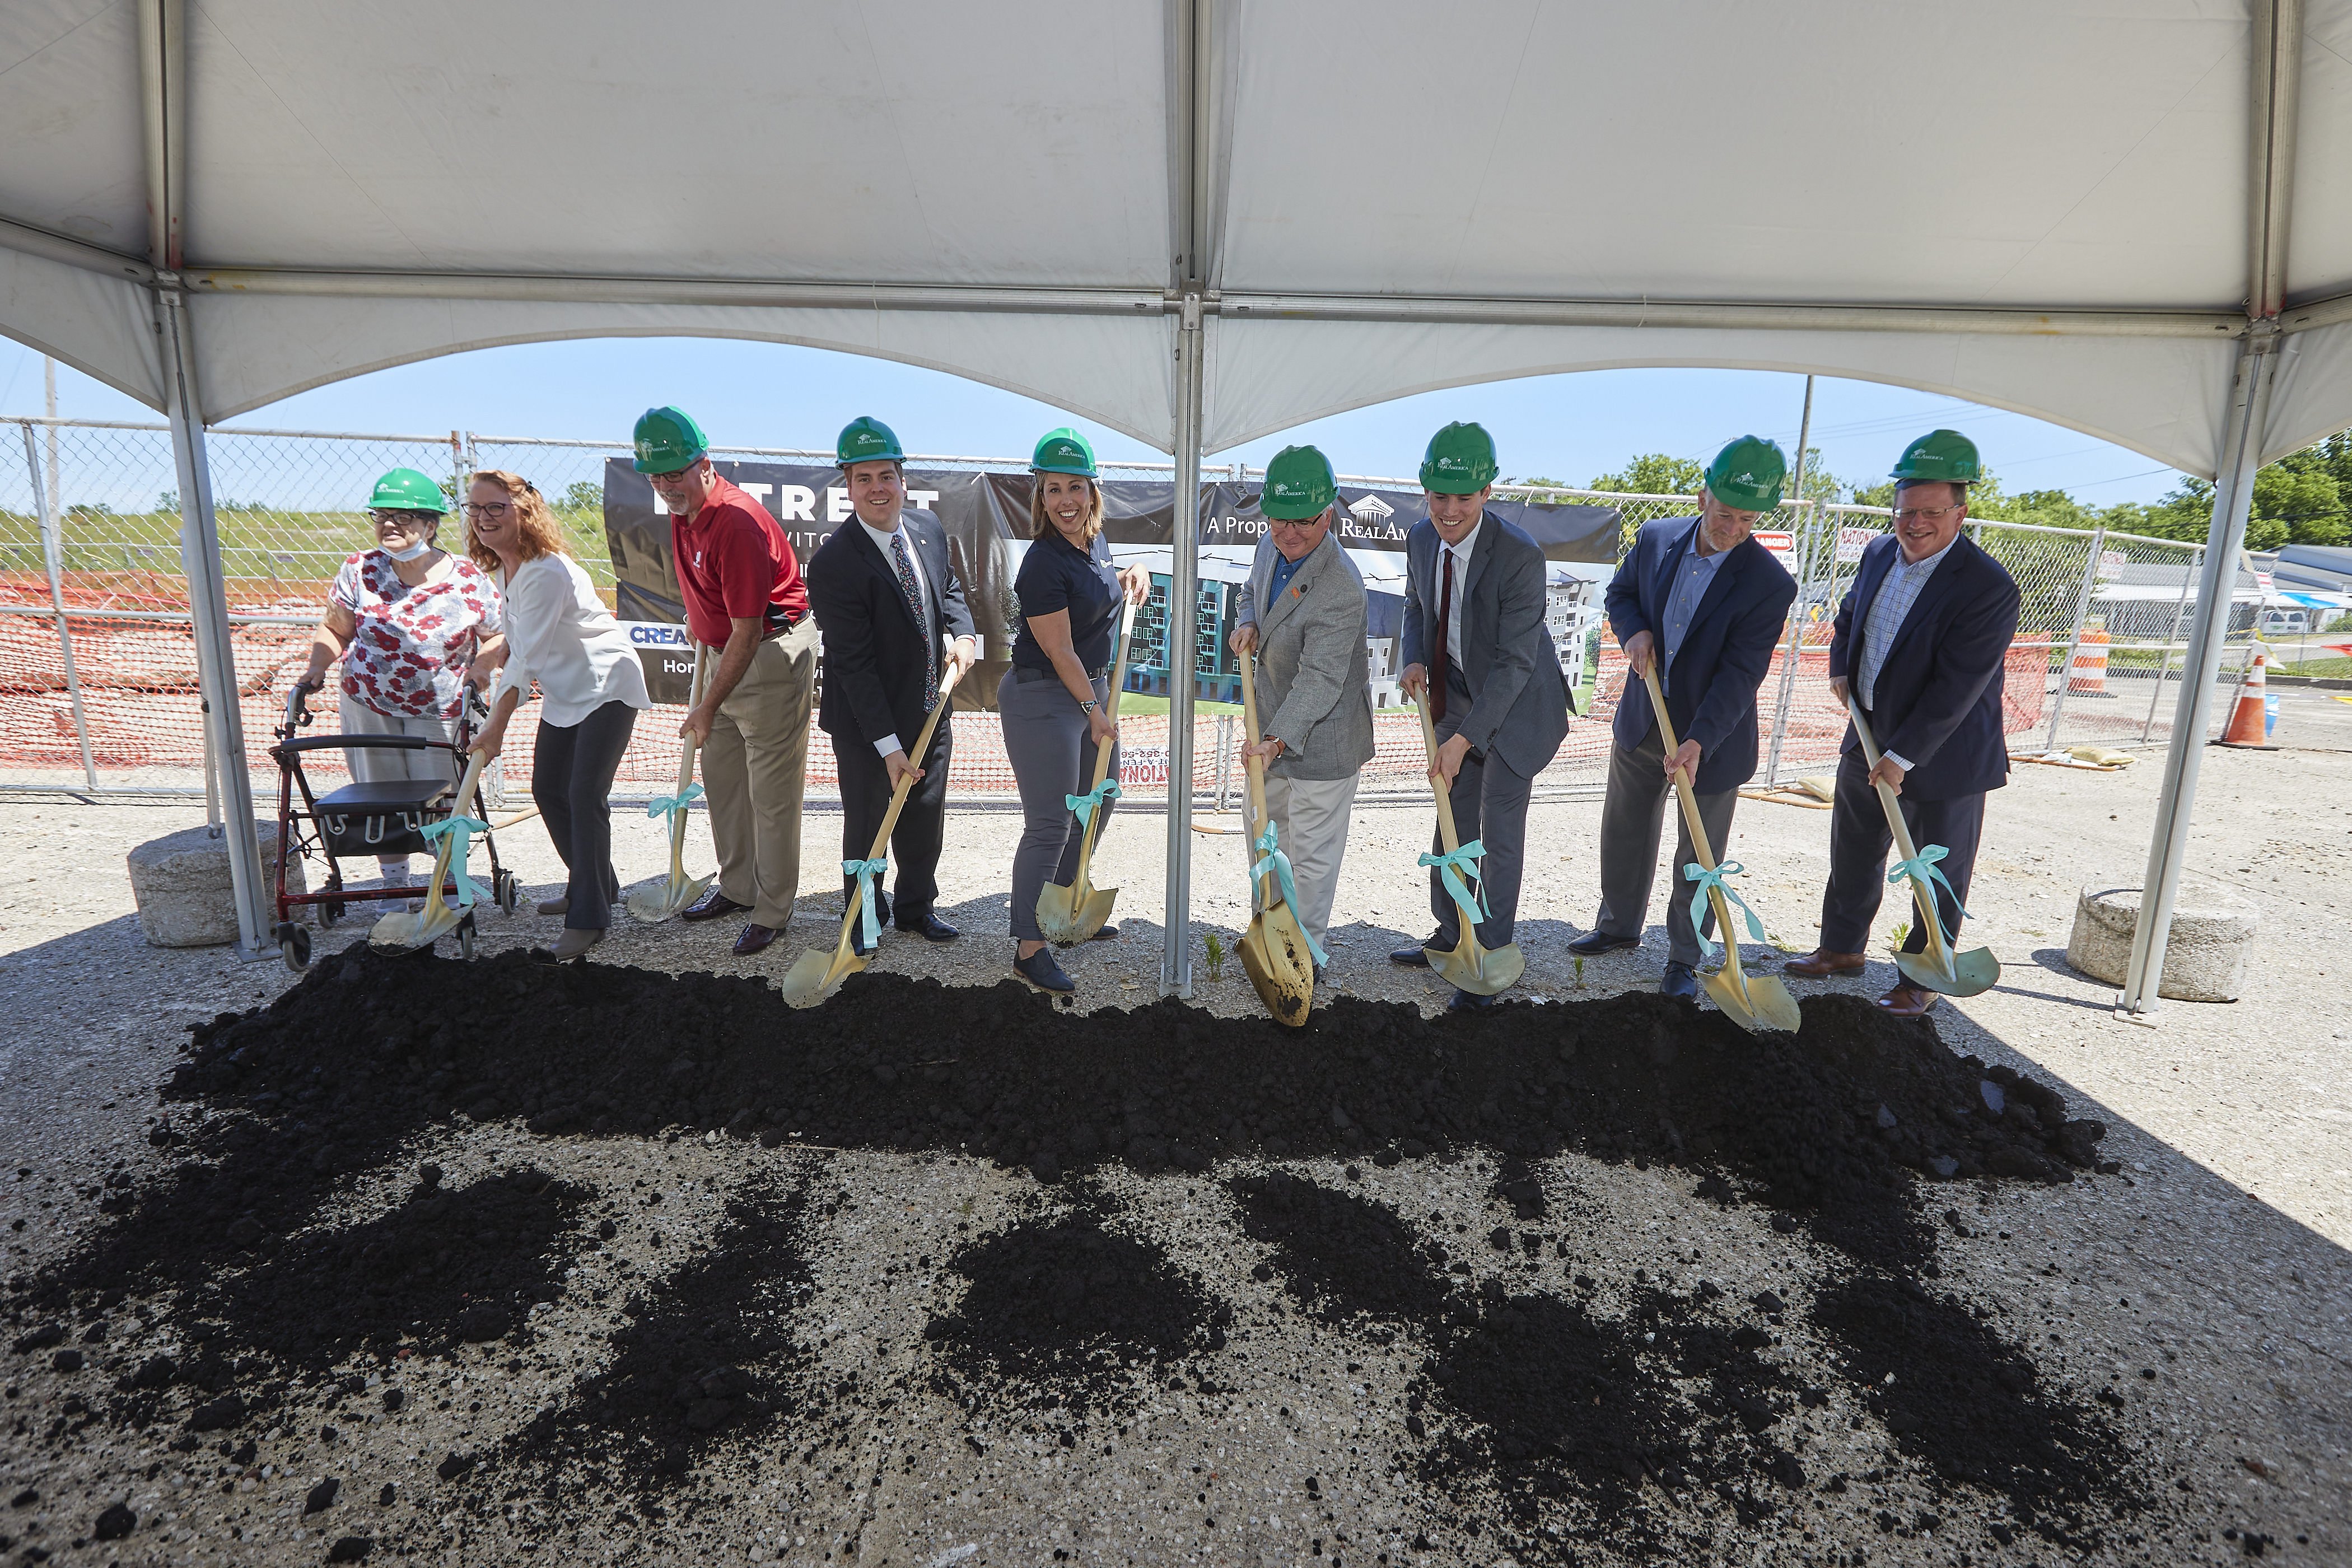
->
xmin=2214 ymin=650 xmax=2275 ymax=748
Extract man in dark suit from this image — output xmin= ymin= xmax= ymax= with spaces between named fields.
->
xmin=806 ymin=416 xmax=978 ymax=949
xmin=1785 ymin=429 xmax=2021 ymax=1016
xmin=1388 ymin=422 xmax=1572 ymax=1008
xmin=1572 ymin=436 xmax=1799 ymax=997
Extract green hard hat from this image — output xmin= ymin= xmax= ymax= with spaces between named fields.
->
xmin=1704 ymin=435 xmax=1789 ymax=512
xmin=632 ymin=406 xmax=709 ymax=474
xmin=1030 ymin=426 xmax=1098 ymax=478
xmin=1418 ymin=421 xmax=1499 ymax=494
xmin=367 ymin=468 xmax=446 ymax=514
xmin=1261 ymin=445 xmax=1338 ymax=520
xmin=837 ymin=415 xmax=906 ymax=468
xmin=1889 ymin=428 xmax=1981 ymax=486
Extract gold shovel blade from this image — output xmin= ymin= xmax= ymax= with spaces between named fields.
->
xmin=1896 ymin=945 xmax=2001 ymax=997
xmin=1034 ymin=880 xmax=1118 ymax=946
xmin=1238 ymin=906 xmax=1315 ymax=1026
xmin=627 ymin=870 xmax=715 ymax=925
xmin=1700 ymin=965 xmax=1805 ymax=1034
xmin=369 ymin=893 xmax=465 ymax=953
xmin=1427 ymin=934 xmax=1524 ymax=996
xmin=776 ymin=934 xmax=862 ymax=1009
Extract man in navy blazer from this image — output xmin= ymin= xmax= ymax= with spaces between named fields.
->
xmin=807 ymin=416 xmax=979 ymax=950
xmin=1387 ymin=422 xmax=1571 ymax=1007
xmin=1571 ymin=437 xmax=1798 ymax=997
xmin=1785 ymin=429 xmax=2020 ymax=1017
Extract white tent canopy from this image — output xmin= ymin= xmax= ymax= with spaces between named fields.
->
xmin=4 ymin=0 xmax=2347 ymax=1011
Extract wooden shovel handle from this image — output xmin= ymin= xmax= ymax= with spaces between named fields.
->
xmin=1068 ymin=599 xmax=1139 ymax=893
xmin=1641 ymin=664 xmax=1757 ymax=1005
xmin=668 ymin=646 xmax=710 ymax=866
xmin=824 ymin=662 xmax=967 ymax=949
xmin=1845 ymin=698 xmax=1957 ymax=972
xmin=1413 ymin=695 xmax=1467 ymax=857
xmin=1239 ymin=645 xmax=1273 ymax=911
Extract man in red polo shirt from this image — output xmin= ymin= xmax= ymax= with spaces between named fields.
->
xmin=633 ymin=405 xmax=816 ymax=957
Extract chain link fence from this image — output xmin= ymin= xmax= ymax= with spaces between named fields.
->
xmin=1 ymin=417 xmax=2267 ymax=807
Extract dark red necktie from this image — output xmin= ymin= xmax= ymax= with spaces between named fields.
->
xmin=1430 ymin=547 xmax=1454 ymax=721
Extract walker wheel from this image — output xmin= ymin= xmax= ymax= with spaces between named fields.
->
xmin=458 ymin=909 xmax=477 ymax=962
xmin=494 ymin=869 xmax=520 ymax=916
xmin=279 ymin=927 xmax=312 ymax=973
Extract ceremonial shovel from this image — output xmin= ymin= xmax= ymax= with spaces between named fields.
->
xmin=1035 ymin=600 xmax=1138 ymax=945
xmin=369 ymin=749 xmax=492 ymax=954
xmin=776 ymin=663 xmax=965 ymax=1009
xmin=1411 ymin=695 xmax=1524 ymax=995
xmin=1640 ymin=665 xmax=1802 ymax=1034
xmin=1234 ymin=646 xmax=1316 ymax=1025
xmin=627 ymin=645 xmax=715 ymax=923
xmin=1846 ymin=699 xmax=2001 ymax=997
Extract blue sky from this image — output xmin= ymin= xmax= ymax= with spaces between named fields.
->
xmin=0 ymin=334 xmax=2189 ymax=506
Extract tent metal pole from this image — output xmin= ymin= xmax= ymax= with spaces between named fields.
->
xmin=1161 ymin=295 xmax=1204 ymax=997
xmin=159 ymin=287 xmax=269 ymax=956
xmin=1762 ymin=375 xmax=1816 ymax=786
xmin=2118 ymin=334 xmax=2279 ymax=1014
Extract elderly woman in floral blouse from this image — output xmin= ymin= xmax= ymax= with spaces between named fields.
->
xmin=294 ymin=467 xmax=503 ymax=899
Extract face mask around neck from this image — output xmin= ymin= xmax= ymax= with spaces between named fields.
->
xmin=384 ymin=539 xmax=435 ymax=563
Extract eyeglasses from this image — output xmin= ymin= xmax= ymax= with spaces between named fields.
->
xmin=1268 ymin=517 xmax=1322 ymax=531
xmin=368 ymin=510 xmax=433 ymax=526
xmin=463 ymin=502 xmax=511 ymax=519
xmin=1892 ymin=506 xmax=1959 ymax=525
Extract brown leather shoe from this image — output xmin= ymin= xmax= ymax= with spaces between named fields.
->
xmin=1874 ymin=981 xmax=1939 ymax=1018
xmin=682 ymin=888 xmax=753 ymax=923
xmin=732 ymin=922 xmax=779 ymax=957
xmin=1783 ymin=948 xmax=1866 ymax=978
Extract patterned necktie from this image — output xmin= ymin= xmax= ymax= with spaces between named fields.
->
xmin=890 ymin=531 xmax=936 ymax=711
xmin=1430 ymin=546 xmax=1455 ymax=722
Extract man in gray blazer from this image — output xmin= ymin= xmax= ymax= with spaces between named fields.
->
xmin=1389 ymin=422 xmax=1571 ymax=1007
xmin=1231 ymin=445 xmax=1376 ymax=958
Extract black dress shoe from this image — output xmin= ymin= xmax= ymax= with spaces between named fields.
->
xmin=1448 ymin=987 xmax=1496 ymax=1010
xmin=682 ymin=889 xmax=752 ymax=923
xmin=897 ymin=912 xmax=958 ymax=942
xmin=1567 ymin=931 xmax=1642 ymax=957
xmin=1389 ymin=930 xmax=1445 ymax=967
xmin=1015 ymin=946 xmax=1075 ymax=994
xmin=1660 ymin=961 xmax=1698 ymax=1000
xmin=1088 ymin=923 xmax=1120 ymax=942
xmin=732 ymin=922 xmax=780 ymax=957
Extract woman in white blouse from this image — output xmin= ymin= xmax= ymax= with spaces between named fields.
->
xmin=461 ymin=469 xmax=651 ymax=961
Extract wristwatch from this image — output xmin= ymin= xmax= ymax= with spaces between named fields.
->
xmin=1079 ymin=698 xmax=1099 ymax=714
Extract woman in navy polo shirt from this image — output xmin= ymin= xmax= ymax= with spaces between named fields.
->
xmin=999 ymin=428 xmax=1147 ymax=993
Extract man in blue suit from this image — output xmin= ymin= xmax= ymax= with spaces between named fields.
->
xmin=1785 ymin=429 xmax=2021 ymax=1017
xmin=1388 ymin=422 xmax=1572 ymax=1008
xmin=1571 ymin=437 xmax=1799 ymax=997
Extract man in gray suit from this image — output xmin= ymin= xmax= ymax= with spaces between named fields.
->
xmin=1389 ymin=422 xmax=1572 ymax=1007
xmin=1231 ymin=444 xmax=1376 ymax=959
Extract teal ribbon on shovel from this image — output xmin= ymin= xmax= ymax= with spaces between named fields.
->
xmin=646 ymin=782 xmax=704 ymax=824
xmin=1250 ymin=823 xmax=1328 ymax=968
xmin=1682 ymin=859 xmax=1768 ymax=960
xmin=1887 ymin=843 xmax=1971 ymax=950
xmin=1417 ymin=839 xmax=1492 ymax=934
xmin=420 ymin=815 xmax=492 ymax=907
xmin=1065 ymin=778 xmax=1121 ymax=831
xmin=844 ymin=856 xmax=888 ymax=951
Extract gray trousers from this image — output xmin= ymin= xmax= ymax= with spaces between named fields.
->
xmin=533 ymin=699 xmax=639 ymax=932
xmin=1593 ymin=725 xmax=1738 ymax=967
xmin=1263 ymin=771 xmax=1358 ymax=948
xmin=1427 ymin=671 xmax=1535 ymax=949
xmin=999 ymin=668 xmax=1116 ymax=943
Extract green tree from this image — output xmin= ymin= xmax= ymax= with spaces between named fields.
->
xmin=1585 ymin=452 xmax=1705 ymax=497
xmin=561 ymin=480 xmax=603 ymax=514
xmin=2124 ymin=432 xmax=2352 ymax=550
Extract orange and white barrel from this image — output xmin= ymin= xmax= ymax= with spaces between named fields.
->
xmin=2068 ymin=625 xmax=2110 ymax=694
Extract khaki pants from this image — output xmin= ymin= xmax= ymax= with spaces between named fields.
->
xmin=1263 ymin=771 xmax=1358 ymax=950
xmin=702 ymin=618 xmax=818 ymax=929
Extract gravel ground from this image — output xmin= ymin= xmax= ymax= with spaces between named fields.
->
xmin=2 ymin=691 xmax=2347 ymax=1566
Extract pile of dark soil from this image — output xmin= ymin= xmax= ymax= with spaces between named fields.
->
xmin=217 ymin=1164 xmax=589 ymax=1370
xmin=1232 ymin=1170 xmax=1452 ymax=1324
xmin=508 ymin=1177 xmax=814 ymax=1486
xmin=923 ymin=1211 xmax=1228 ymax=1412
xmin=1812 ymin=1274 xmax=2131 ymax=1544
xmin=2 ymin=944 xmax=2140 ymax=1554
